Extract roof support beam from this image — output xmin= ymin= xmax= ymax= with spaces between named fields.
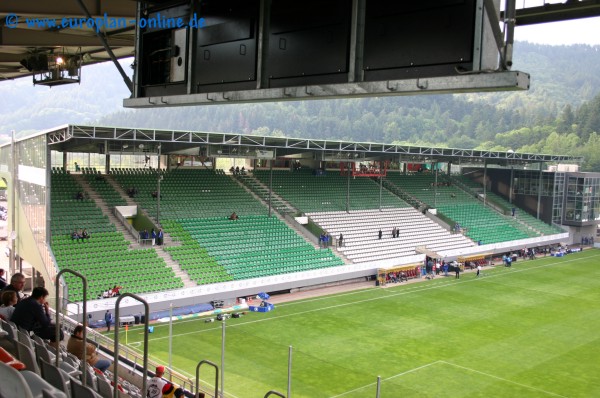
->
xmin=0 ymin=27 xmax=132 ymax=47
xmin=74 ymin=0 xmax=133 ymax=93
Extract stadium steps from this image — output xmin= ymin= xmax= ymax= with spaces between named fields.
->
xmin=72 ymin=174 xmax=140 ymax=246
xmin=451 ymin=175 xmax=563 ymax=236
xmin=229 ymin=172 xmax=325 ymax=252
xmin=235 ymin=172 xmax=297 ymax=215
xmin=103 ymin=174 xmax=139 ymax=207
xmin=154 ymin=246 xmax=196 ymax=288
xmin=103 ymin=173 xmax=180 ymax=247
xmin=74 ymin=173 xmax=191 ymax=285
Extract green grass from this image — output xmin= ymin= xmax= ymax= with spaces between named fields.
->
xmin=119 ymin=250 xmax=600 ymax=397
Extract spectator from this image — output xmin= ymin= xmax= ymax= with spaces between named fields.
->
xmin=228 ymin=212 xmax=239 ymax=221
xmin=74 ymin=162 xmax=80 ymax=172
xmin=235 ymin=166 xmax=240 ymax=175
xmin=378 ymin=229 xmax=382 ymax=240
xmin=241 ymin=166 xmax=246 ymax=175
xmin=11 ymin=286 xmax=64 ymax=344
xmin=157 ymin=228 xmax=164 ymax=245
xmin=71 ymin=230 xmax=80 ymax=242
xmin=0 ymin=290 xmax=17 ymax=320
xmin=76 ymin=191 xmax=84 ymax=201
xmin=0 ymin=268 xmax=6 ymax=290
xmin=81 ymin=229 xmax=90 ymax=242
xmin=104 ymin=310 xmax=113 ymax=332
xmin=151 ymin=228 xmax=156 ymax=246
xmin=112 ymin=285 xmax=122 ymax=296
xmin=147 ymin=366 xmax=167 ymax=398
xmin=338 ymin=233 xmax=344 ymax=248
xmin=67 ymin=325 xmax=111 ymax=373
xmin=162 ymin=381 xmax=185 ymax=398
xmin=1 ymin=272 xmax=26 ymax=304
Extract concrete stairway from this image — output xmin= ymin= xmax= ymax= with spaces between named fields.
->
xmin=72 ymin=174 xmax=195 ymax=288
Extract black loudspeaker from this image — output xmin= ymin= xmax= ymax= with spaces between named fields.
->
xmin=134 ymin=315 xmax=140 ymax=324
xmin=140 ymin=315 xmax=146 ymax=324
xmin=216 ymin=314 xmax=223 ymax=321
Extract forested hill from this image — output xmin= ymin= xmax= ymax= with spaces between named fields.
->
xmin=2 ymin=42 xmax=600 ymax=169
xmin=97 ymin=42 xmax=600 ymax=144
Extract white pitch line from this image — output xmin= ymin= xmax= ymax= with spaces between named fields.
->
xmin=440 ymin=361 xmax=569 ymax=398
xmin=330 ymin=361 xmax=443 ymax=398
xmin=328 ymin=361 xmax=442 ymax=398
xmin=141 ymin=253 xmax=599 ymax=344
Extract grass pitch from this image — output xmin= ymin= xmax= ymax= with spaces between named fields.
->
xmin=121 ymin=249 xmax=600 ymax=397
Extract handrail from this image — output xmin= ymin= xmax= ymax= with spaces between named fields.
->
xmin=113 ymin=206 xmax=141 ymax=241
xmin=195 ymin=359 xmax=219 ymax=398
xmin=114 ymin=293 xmax=149 ymax=398
xmin=264 ymin=391 xmax=286 ymax=398
xmin=55 ymin=268 xmax=88 ymax=385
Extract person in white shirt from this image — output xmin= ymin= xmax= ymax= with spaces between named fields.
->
xmin=476 ymin=265 xmax=482 ymax=277
xmin=147 ymin=366 xmax=167 ymax=398
xmin=0 ymin=290 xmax=17 ymax=320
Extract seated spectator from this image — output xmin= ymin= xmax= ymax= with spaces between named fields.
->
xmin=151 ymin=191 xmax=158 ymax=199
xmin=235 ymin=166 xmax=240 ymax=175
xmin=0 ymin=290 xmax=17 ymax=320
xmin=127 ymin=187 xmax=137 ymax=198
xmin=81 ymin=229 xmax=90 ymax=242
xmin=228 ymin=212 xmax=239 ymax=221
xmin=10 ymin=287 xmax=64 ymax=345
xmin=67 ymin=325 xmax=112 ymax=373
xmin=162 ymin=381 xmax=185 ymax=398
xmin=111 ymin=285 xmax=122 ymax=296
xmin=241 ymin=166 xmax=246 ymax=175
xmin=71 ymin=230 xmax=81 ymax=242
xmin=75 ymin=191 xmax=84 ymax=201
xmin=229 ymin=166 xmax=235 ymax=174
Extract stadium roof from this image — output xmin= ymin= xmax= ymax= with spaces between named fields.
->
xmin=34 ymin=124 xmax=582 ymax=167
xmin=2 ymin=1 xmax=600 ymax=83
xmin=0 ymin=0 xmax=135 ymax=81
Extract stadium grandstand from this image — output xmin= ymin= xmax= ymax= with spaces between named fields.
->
xmin=1 ymin=124 xmax=599 ymax=397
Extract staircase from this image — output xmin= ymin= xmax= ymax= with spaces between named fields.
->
xmin=235 ymin=173 xmax=296 ymax=215
xmin=103 ymin=174 xmax=179 ymax=247
xmin=72 ymin=174 xmax=139 ymax=246
xmin=380 ymin=178 xmax=423 ymax=209
xmin=73 ymin=174 xmax=194 ymax=287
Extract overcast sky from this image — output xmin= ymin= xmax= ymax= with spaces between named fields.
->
xmin=515 ymin=16 xmax=600 ymax=45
